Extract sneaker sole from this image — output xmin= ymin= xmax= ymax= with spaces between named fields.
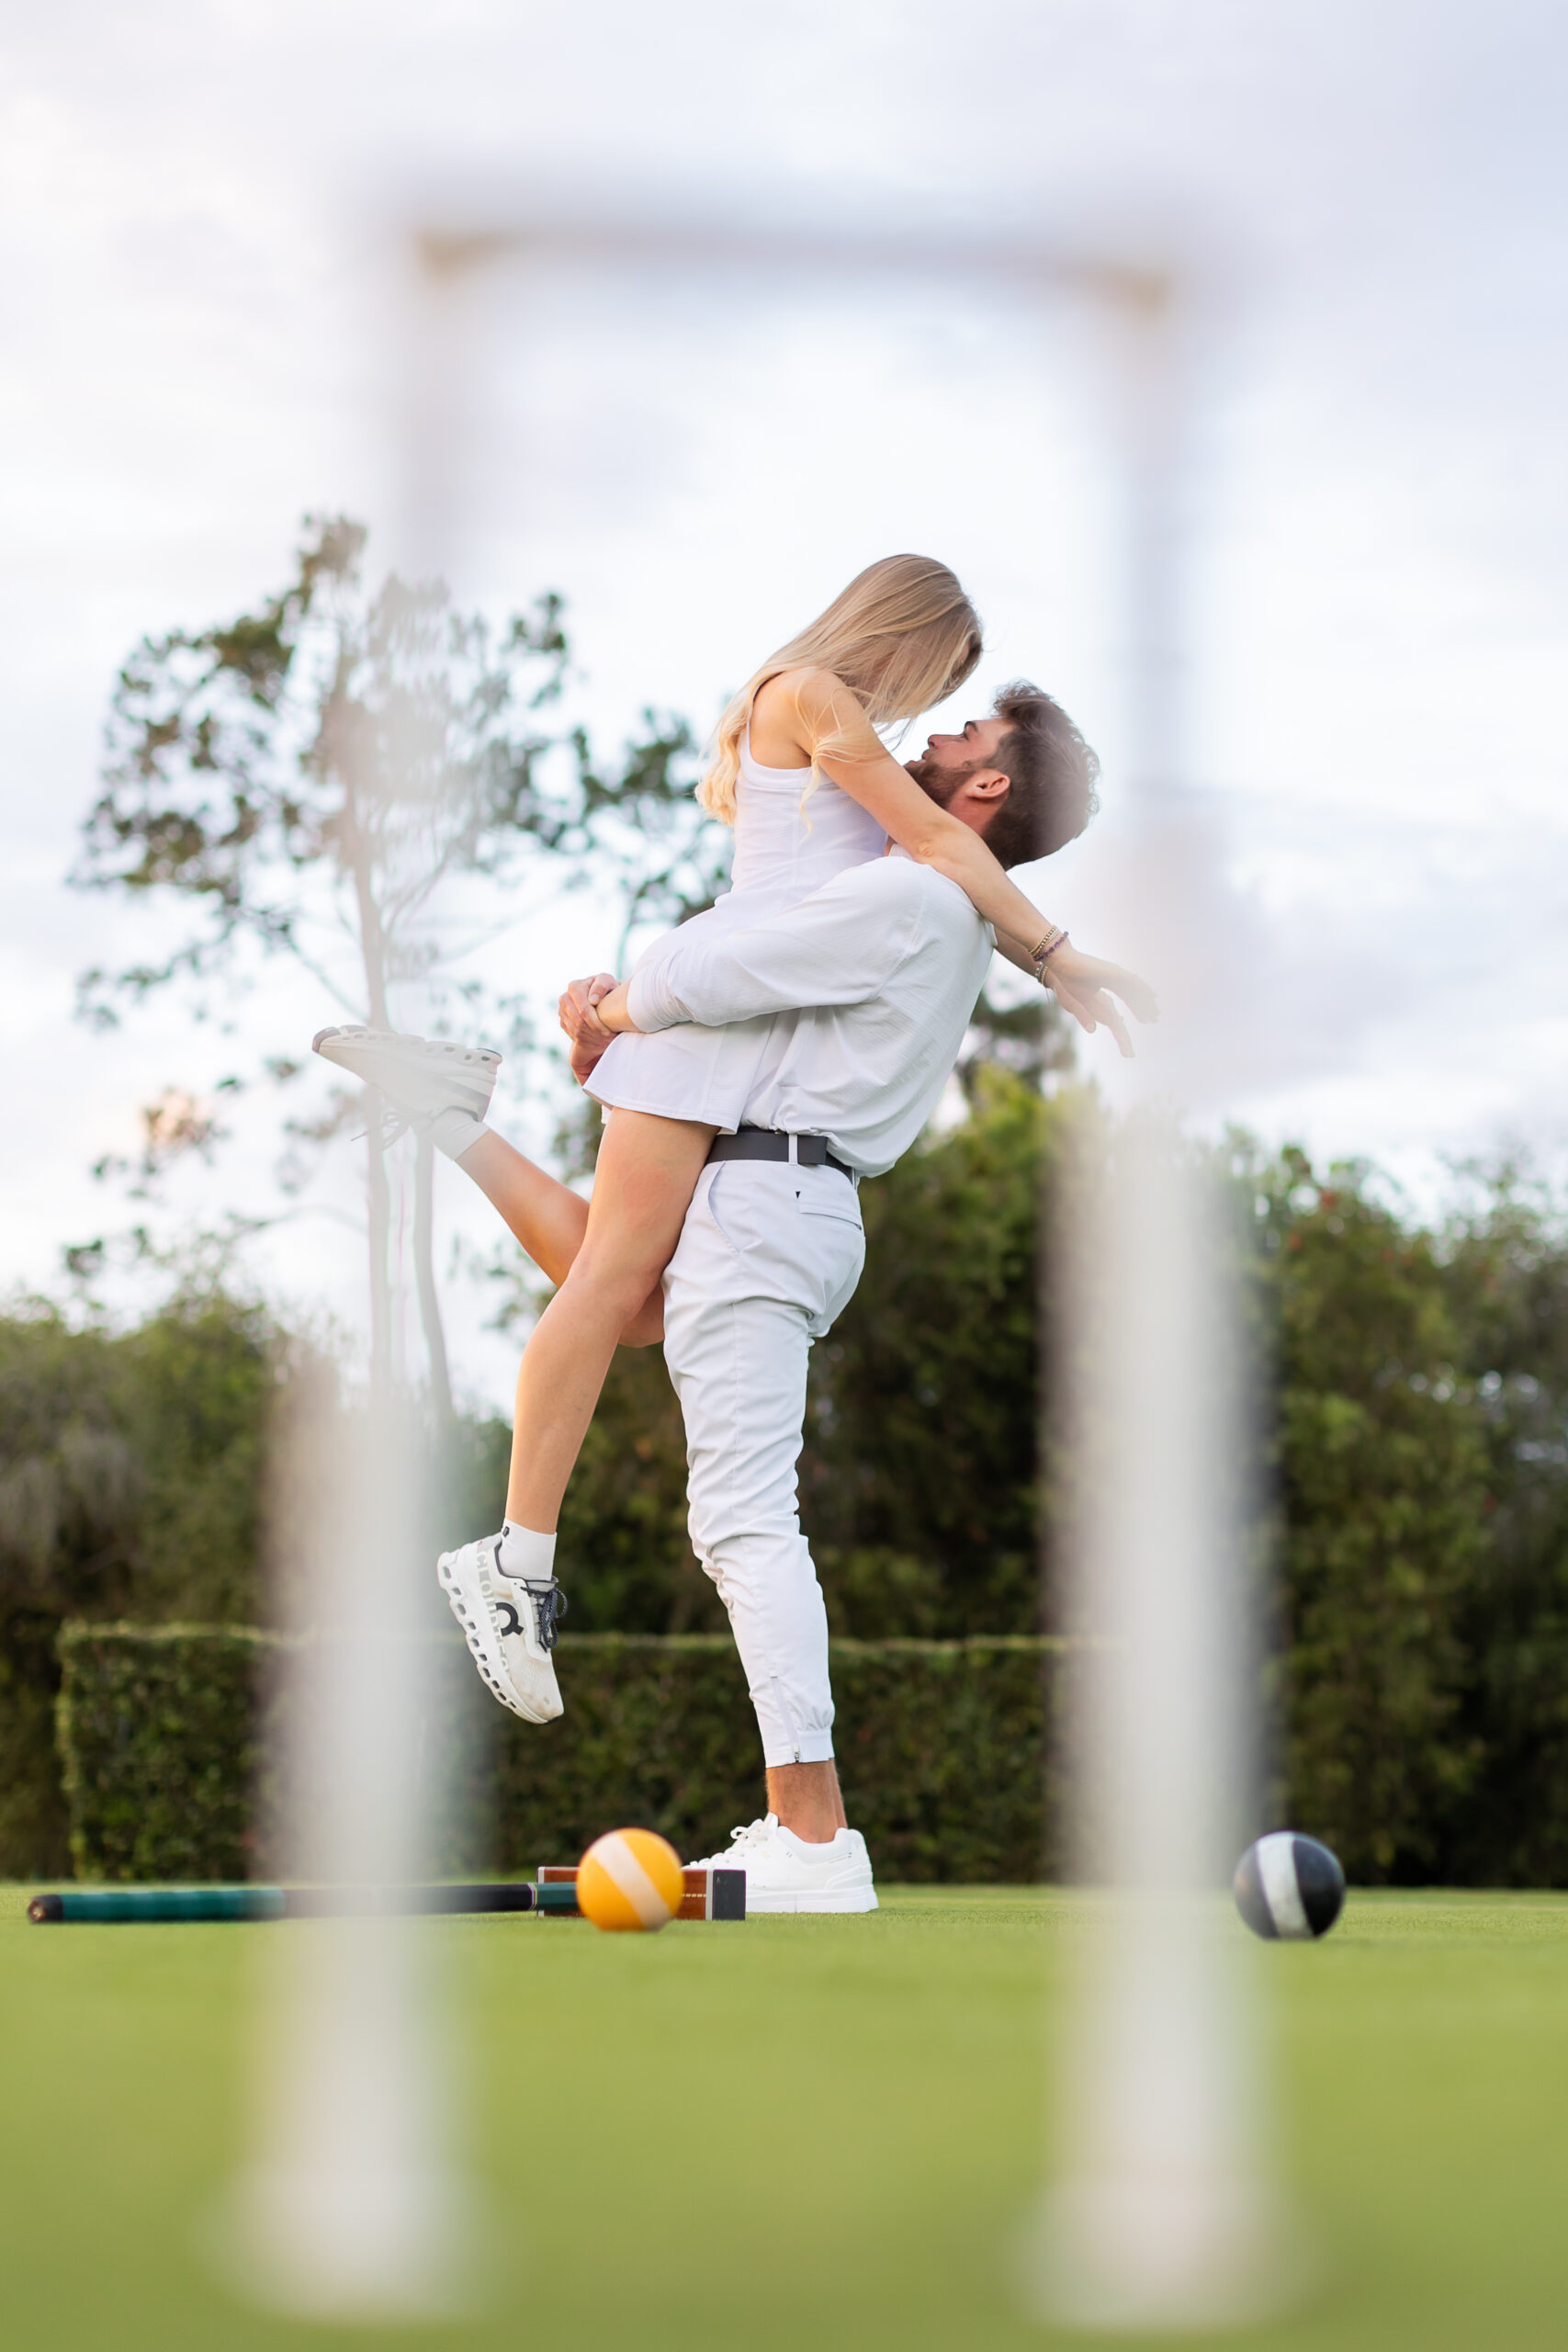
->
xmin=741 ymin=1885 xmax=879 ymax=1915
xmin=313 ymin=1030 xmax=499 ymax=1117
xmin=436 ymin=1550 xmax=561 ymax=1725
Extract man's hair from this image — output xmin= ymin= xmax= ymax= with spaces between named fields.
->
xmin=978 ymin=681 xmax=1100 ymax=869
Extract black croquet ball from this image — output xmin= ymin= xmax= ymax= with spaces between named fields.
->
xmin=1232 ymin=1831 xmax=1346 ymax=1941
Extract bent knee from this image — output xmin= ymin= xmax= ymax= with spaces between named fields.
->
xmin=615 ymin=1286 xmax=666 ymax=1350
xmin=564 ymin=1245 xmax=670 ymax=1318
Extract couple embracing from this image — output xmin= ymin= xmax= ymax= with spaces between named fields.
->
xmin=315 ymin=555 xmax=1153 ymax=1913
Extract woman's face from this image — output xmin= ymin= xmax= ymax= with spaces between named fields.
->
xmin=852 ymin=641 xmax=897 ymax=694
xmin=856 ymin=622 xmax=967 ymax=702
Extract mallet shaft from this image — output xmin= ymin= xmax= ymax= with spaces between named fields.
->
xmin=26 ymin=1882 xmax=582 ymax=1924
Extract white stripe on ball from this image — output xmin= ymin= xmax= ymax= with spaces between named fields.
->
xmin=1256 ymin=1831 xmax=1310 ymax=1939
xmin=592 ymin=1832 xmax=672 ymax=1927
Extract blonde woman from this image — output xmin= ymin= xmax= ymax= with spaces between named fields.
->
xmin=315 ymin=556 xmax=1152 ymax=1727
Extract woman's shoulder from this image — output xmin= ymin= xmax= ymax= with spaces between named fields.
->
xmin=749 ymin=666 xmax=859 ymax=768
xmin=753 ymin=663 xmax=852 ymax=717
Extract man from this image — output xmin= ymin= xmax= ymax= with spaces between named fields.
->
xmin=316 ymin=684 xmax=1142 ymax=1909
xmin=555 ymin=684 xmax=1122 ymax=1909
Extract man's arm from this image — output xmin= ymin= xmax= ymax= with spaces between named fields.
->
xmin=596 ymin=865 xmax=929 ymax=1037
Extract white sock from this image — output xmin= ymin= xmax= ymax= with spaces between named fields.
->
xmin=497 ymin=1521 xmax=557 ymax=1583
xmin=430 ymin=1108 xmax=489 ymax=1161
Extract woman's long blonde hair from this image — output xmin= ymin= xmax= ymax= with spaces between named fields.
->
xmin=699 ymin=555 xmax=982 ymax=824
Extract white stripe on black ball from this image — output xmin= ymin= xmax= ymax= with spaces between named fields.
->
xmin=1233 ymin=1832 xmax=1345 ymax=1940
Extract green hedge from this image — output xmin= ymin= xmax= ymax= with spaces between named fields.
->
xmin=58 ymin=1624 xmax=278 ymax=1883
xmin=56 ymin=1623 xmax=1073 ymax=1884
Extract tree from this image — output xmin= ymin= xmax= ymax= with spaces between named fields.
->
xmin=1260 ymin=1147 xmax=1493 ymax=1877
xmin=1436 ymin=1168 xmax=1568 ymax=1881
xmin=0 ymin=1289 xmax=278 ymax=1873
xmin=9 ymin=1102 xmax=1568 ymax=1881
xmin=71 ymin=515 xmax=729 ymax=1410
xmin=802 ymin=1067 xmax=1054 ymax=1634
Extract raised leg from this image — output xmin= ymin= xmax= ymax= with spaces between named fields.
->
xmin=455 ymin=1126 xmax=667 ymax=1348
xmin=503 ymin=1110 xmax=715 ymax=1532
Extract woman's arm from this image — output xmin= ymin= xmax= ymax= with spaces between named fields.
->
xmin=753 ymin=667 xmax=1065 ymax=958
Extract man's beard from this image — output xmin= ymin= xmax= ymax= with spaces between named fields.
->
xmin=904 ymin=752 xmax=972 ymax=808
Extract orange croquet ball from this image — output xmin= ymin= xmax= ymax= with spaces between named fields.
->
xmin=576 ymin=1827 xmax=684 ymax=1932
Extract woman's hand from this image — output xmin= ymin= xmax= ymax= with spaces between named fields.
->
xmin=558 ymin=972 xmax=620 ymax=1086
xmin=1041 ymin=945 xmax=1158 ymax=1059
xmin=992 ymin=935 xmax=1158 ymax=1058
xmin=1046 ymin=945 xmax=1158 ymax=1029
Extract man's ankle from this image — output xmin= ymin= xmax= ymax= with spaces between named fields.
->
xmin=765 ymin=1759 xmax=848 ymax=1847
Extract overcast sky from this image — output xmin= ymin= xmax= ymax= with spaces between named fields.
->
xmin=2 ymin=0 xmax=1563 ymax=1403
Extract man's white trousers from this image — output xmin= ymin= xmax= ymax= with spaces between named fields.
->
xmin=660 ymin=1159 xmax=865 ymax=1769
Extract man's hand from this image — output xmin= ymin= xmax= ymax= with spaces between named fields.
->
xmin=558 ymin=972 xmax=620 ymax=1087
xmin=1043 ymin=946 xmax=1159 ymax=1062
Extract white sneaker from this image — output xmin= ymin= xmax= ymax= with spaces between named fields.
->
xmin=312 ymin=1026 xmax=500 ymax=1136
xmin=436 ymin=1536 xmax=566 ymax=1724
xmin=684 ymin=1815 xmax=877 ymax=1915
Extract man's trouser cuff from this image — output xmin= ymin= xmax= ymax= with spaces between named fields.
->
xmin=759 ymin=1727 xmax=837 ymax=1770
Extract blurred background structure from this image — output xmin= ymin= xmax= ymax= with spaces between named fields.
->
xmin=384 ymin=207 xmax=1279 ymax=2328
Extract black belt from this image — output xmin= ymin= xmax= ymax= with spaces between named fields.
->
xmin=707 ymin=1128 xmax=856 ymax=1182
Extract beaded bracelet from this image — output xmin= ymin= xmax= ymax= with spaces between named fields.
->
xmin=1030 ymin=925 xmax=1069 ymax=975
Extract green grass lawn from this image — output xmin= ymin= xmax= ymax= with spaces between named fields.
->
xmin=3 ymin=1883 xmax=1567 ymax=2349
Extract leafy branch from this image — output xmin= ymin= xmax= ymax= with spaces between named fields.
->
xmin=71 ymin=513 xmax=728 ymax=1412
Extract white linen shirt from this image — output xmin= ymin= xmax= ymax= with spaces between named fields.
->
xmin=613 ymin=852 xmax=994 ymax=1178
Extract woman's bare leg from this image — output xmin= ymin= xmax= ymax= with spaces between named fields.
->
xmin=456 ymin=1128 xmax=666 ymax=1348
xmin=456 ymin=1131 xmax=590 ymax=1289
xmin=502 ymin=1110 xmax=715 ymax=1532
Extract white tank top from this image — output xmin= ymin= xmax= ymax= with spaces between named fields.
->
xmin=726 ymin=728 xmax=889 ymax=910
xmin=586 ymin=727 xmax=889 ymax=1127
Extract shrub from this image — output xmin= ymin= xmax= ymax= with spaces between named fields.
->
xmin=56 ymin=1623 xmax=1071 ymax=1885
xmin=57 ymin=1623 xmax=272 ymax=1883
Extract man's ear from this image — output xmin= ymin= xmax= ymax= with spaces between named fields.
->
xmin=956 ymin=767 xmax=1011 ymax=808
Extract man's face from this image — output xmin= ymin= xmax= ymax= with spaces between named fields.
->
xmin=904 ymin=714 xmax=1009 ymax=805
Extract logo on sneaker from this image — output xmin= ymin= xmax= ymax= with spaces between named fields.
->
xmin=490 ymin=1577 xmax=566 ymax=1650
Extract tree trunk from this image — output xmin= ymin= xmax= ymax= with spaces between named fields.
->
xmin=343 ymin=775 xmax=396 ymax=1398
xmin=341 ymin=702 xmax=449 ymax=1418
xmin=412 ymin=1129 xmax=454 ymax=1426
xmin=366 ymin=1089 xmax=393 ymax=1395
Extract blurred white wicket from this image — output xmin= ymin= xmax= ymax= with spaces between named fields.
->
xmin=226 ymin=1151 xmax=469 ymax=2320
xmin=223 ymin=193 xmax=1292 ymax=2326
xmin=1032 ymin=1121 xmax=1289 ymax=2328
xmin=1027 ymin=275 xmax=1298 ymax=2331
